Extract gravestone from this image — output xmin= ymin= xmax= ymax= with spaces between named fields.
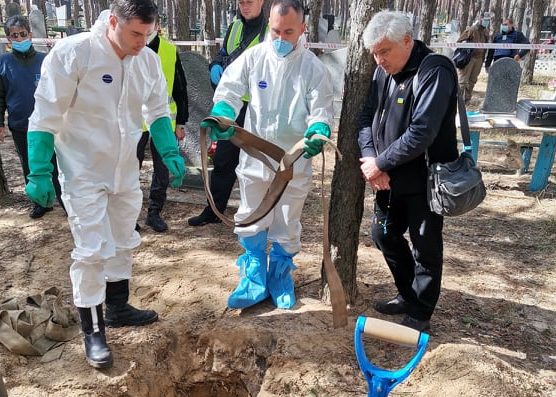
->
xmin=481 ymin=58 xmax=522 ymax=113
xmin=6 ymin=1 xmax=21 ymax=18
xmin=29 ymin=8 xmax=48 ymax=53
xmin=178 ymin=51 xmax=213 ymax=166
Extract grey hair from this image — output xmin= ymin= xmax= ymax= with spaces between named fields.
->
xmin=363 ymin=11 xmax=413 ymax=50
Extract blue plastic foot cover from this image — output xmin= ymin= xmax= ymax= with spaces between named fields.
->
xmin=268 ymin=242 xmax=297 ymax=309
xmin=227 ymin=231 xmax=269 ymax=309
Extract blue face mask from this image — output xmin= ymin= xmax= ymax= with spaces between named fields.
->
xmin=501 ymin=25 xmax=509 ymax=33
xmin=272 ymin=39 xmax=294 ymax=57
xmin=12 ymin=39 xmax=32 ymax=53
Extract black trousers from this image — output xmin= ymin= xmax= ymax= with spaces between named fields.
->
xmin=137 ymin=131 xmax=169 ymax=212
xmin=206 ymin=102 xmax=247 ymax=213
xmin=371 ymin=190 xmax=444 ymax=321
xmin=12 ymin=128 xmax=62 ymax=205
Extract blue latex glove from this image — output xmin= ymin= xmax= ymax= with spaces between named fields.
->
xmin=303 ymin=122 xmax=331 ymax=159
xmin=150 ymin=117 xmax=186 ymax=188
xmin=200 ymin=101 xmax=237 ymax=141
xmin=210 ymin=64 xmax=224 ymax=86
xmin=25 ymin=131 xmax=56 ymax=208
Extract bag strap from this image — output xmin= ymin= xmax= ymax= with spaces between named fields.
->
xmin=224 ymin=22 xmax=267 ymax=68
xmin=412 ymin=53 xmax=473 ymax=166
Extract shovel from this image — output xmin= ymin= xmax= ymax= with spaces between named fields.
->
xmin=354 ymin=316 xmax=429 ymax=397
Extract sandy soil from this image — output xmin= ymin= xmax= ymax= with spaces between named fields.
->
xmin=1 ymin=74 xmax=555 ymax=396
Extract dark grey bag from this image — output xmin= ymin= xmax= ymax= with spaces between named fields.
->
xmin=426 ymin=91 xmax=486 ymax=216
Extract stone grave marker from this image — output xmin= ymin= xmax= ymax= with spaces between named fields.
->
xmin=481 ymin=57 xmax=522 ymax=113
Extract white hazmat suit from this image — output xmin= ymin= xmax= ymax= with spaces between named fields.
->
xmin=214 ymin=37 xmax=334 ymax=253
xmin=28 ymin=13 xmax=171 ymax=307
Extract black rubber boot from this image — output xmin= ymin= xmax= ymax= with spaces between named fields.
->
xmin=187 ymin=206 xmax=221 ymax=227
xmin=145 ymin=209 xmax=168 ymax=232
xmin=78 ymin=305 xmax=113 ymax=369
xmin=105 ymin=280 xmax=158 ymax=328
xmin=29 ymin=204 xmax=53 ymax=219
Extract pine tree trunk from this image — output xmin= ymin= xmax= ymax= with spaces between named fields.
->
xmin=175 ymin=0 xmax=190 ymax=40
xmin=200 ymin=0 xmax=217 ymax=59
xmin=521 ymin=0 xmax=546 ymax=84
xmin=167 ymin=0 xmax=175 ymax=38
xmin=190 ymin=0 xmax=197 ymax=38
xmin=308 ymin=0 xmax=323 ymax=54
xmin=324 ymin=0 xmax=387 ymax=305
xmin=503 ymin=0 xmax=511 ymax=20
xmin=491 ymin=0 xmax=503 ymax=37
xmin=72 ymin=0 xmax=79 ymax=23
xmin=459 ymin=0 xmax=472 ymax=33
xmin=213 ymin=0 xmax=221 ymax=37
xmin=514 ymin=0 xmax=527 ymax=31
xmin=83 ymin=0 xmax=91 ymax=28
xmin=418 ymin=0 xmax=437 ymax=44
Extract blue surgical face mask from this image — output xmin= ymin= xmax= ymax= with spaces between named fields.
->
xmin=481 ymin=19 xmax=490 ymax=28
xmin=272 ymin=39 xmax=294 ymax=57
xmin=12 ymin=39 xmax=32 ymax=53
xmin=501 ymin=24 xmax=509 ymax=33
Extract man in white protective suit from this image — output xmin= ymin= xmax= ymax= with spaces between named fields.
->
xmin=201 ymin=0 xmax=333 ymax=311
xmin=25 ymin=0 xmax=185 ymax=369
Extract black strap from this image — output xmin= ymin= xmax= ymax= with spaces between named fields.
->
xmin=412 ymin=53 xmax=471 ymax=165
xmin=224 ymin=23 xmax=267 ymax=68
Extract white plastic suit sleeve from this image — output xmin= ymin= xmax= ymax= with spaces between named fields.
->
xmin=29 ymin=40 xmax=80 ymax=134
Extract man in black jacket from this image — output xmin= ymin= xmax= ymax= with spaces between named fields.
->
xmin=358 ymin=11 xmax=458 ymax=331
xmin=187 ymin=0 xmax=267 ymax=226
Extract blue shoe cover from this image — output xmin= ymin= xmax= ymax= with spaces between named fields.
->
xmin=227 ymin=232 xmax=269 ymax=309
xmin=268 ymin=242 xmax=297 ymax=309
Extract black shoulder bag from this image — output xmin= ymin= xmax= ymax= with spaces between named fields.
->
xmin=414 ymin=55 xmax=487 ymax=216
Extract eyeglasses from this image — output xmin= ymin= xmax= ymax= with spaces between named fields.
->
xmin=9 ymin=31 xmax=28 ymax=39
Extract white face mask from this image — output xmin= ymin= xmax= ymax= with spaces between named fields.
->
xmin=147 ymin=31 xmax=157 ymax=44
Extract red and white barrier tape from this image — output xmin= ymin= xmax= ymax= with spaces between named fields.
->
xmin=1 ymin=38 xmax=554 ymax=51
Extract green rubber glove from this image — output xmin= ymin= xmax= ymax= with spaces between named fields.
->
xmin=25 ymin=131 xmax=56 ymax=208
xmin=150 ymin=117 xmax=186 ymax=188
xmin=200 ymin=101 xmax=236 ymax=140
xmin=303 ymin=122 xmax=331 ymax=159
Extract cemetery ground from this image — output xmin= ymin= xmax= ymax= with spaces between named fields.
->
xmin=1 ymin=77 xmax=555 ymax=396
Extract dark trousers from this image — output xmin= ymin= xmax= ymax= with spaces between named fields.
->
xmin=137 ymin=131 xmax=169 ymax=212
xmin=12 ymin=128 xmax=62 ymax=205
xmin=207 ymin=102 xmax=247 ymax=213
xmin=371 ymin=190 xmax=444 ymax=321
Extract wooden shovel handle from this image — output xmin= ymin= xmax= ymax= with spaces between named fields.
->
xmin=362 ymin=317 xmax=421 ymax=347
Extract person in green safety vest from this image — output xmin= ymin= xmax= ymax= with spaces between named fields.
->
xmin=137 ymin=18 xmax=189 ymax=232
xmin=188 ymin=0 xmax=267 ymax=227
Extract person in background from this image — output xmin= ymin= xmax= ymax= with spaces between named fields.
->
xmin=358 ymin=11 xmax=458 ymax=331
xmin=137 ymin=18 xmax=189 ymax=232
xmin=485 ymin=17 xmax=530 ymax=72
xmin=187 ymin=0 xmax=267 ymax=227
xmin=456 ymin=14 xmax=490 ymax=104
xmin=0 ymin=15 xmax=63 ymax=218
xmin=202 ymin=0 xmax=333 ymax=310
xmin=25 ymin=0 xmax=185 ymax=369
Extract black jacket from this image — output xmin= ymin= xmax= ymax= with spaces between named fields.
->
xmin=148 ymin=35 xmax=189 ymax=124
xmin=358 ymin=40 xmax=458 ymax=195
